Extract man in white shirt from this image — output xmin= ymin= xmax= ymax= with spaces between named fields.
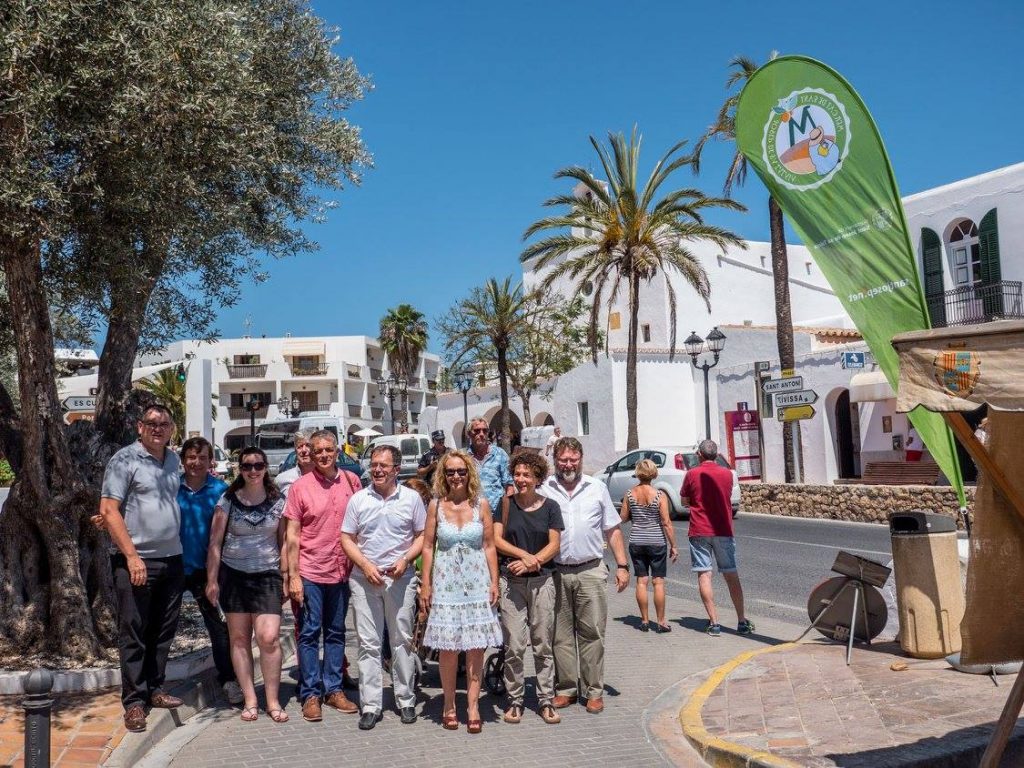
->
xmin=544 ymin=425 xmax=562 ymax=457
xmin=276 ymin=430 xmax=314 ymax=498
xmin=539 ymin=436 xmax=629 ymax=715
xmin=341 ymin=444 xmax=426 ymax=730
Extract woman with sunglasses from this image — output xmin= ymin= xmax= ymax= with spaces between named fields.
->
xmin=420 ymin=450 xmax=501 ymax=733
xmin=206 ymin=447 xmax=289 ymax=723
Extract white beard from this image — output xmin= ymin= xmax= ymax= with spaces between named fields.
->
xmin=557 ymin=470 xmax=578 ymax=485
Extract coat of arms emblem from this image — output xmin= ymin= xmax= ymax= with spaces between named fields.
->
xmin=933 ymin=350 xmax=981 ymax=397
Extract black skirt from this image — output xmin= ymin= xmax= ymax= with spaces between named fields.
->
xmin=219 ymin=563 xmax=284 ymax=615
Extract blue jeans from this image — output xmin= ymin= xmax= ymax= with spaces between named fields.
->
xmin=297 ymin=578 xmax=350 ymax=703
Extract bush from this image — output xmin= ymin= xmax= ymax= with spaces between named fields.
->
xmin=0 ymin=459 xmax=14 ymax=487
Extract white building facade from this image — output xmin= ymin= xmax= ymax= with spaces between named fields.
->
xmin=430 ymin=163 xmax=1024 ymax=481
xmin=141 ymin=337 xmax=440 ymax=450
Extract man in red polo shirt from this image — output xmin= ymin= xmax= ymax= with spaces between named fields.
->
xmin=681 ymin=439 xmax=753 ymax=638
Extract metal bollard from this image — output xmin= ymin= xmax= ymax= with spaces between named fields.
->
xmin=22 ymin=668 xmax=54 ymax=768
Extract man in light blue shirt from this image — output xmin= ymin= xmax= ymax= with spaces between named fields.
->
xmin=467 ymin=417 xmax=512 ymax=519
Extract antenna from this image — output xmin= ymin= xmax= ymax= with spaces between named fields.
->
xmin=243 ymin=314 xmax=253 ymax=338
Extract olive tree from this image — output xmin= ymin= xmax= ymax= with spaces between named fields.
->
xmin=0 ymin=0 xmax=370 ymax=662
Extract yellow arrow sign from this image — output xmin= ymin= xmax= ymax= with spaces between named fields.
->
xmin=778 ymin=405 xmax=816 ymax=422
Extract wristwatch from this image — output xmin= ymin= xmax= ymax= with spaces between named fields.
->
xmin=616 ymin=563 xmax=629 ymax=571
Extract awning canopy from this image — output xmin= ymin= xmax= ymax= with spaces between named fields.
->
xmin=849 ymin=370 xmax=895 ymax=403
xmin=57 ymin=361 xmax=179 ymax=398
xmin=891 ymin=319 xmax=1024 ymax=413
xmin=282 ymin=341 xmax=325 ymax=357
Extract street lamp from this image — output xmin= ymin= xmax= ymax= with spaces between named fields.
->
xmin=376 ymin=374 xmax=409 ymax=434
xmin=246 ymin=395 xmax=262 ymax=446
xmin=685 ymin=327 xmax=727 ymax=442
xmin=453 ymin=370 xmax=473 ymax=448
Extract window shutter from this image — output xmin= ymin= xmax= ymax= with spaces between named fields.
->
xmin=921 ymin=227 xmax=945 ymax=327
xmin=979 ymin=209 xmax=1003 ymax=318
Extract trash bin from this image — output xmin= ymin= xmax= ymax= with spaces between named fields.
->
xmin=889 ymin=511 xmax=965 ymax=659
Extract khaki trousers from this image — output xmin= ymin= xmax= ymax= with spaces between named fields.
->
xmin=499 ymin=572 xmax=556 ymax=706
xmin=552 ymin=561 xmax=608 ymax=700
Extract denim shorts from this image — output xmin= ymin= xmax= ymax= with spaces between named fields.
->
xmin=689 ymin=536 xmax=737 ymax=573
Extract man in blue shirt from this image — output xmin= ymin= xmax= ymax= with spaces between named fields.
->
xmin=467 ymin=417 xmax=512 ymax=518
xmin=177 ymin=437 xmax=241 ymax=704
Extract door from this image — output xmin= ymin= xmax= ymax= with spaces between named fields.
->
xmin=834 ymin=389 xmax=857 ymax=479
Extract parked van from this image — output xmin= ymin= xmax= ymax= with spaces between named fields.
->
xmin=519 ymin=425 xmax=556 ymax=453
xmin=359 ymin=433 xmax=431 ymax=481
xmin=256 ymin=414 xmax=344 ymax=476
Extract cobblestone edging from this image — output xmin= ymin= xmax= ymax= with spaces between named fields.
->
xmin=740 ymin=483 xmax=975 ymax=527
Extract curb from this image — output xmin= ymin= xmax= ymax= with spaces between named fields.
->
xmin=679 ymin=642 xmax=801 ymax=768
xmin=103 ymin=627 xmax=296 ymax=767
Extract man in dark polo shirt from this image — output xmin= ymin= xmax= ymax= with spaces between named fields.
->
xmin=681 ymin=439 xmax=753 ymax=638
xmin=416 ymin=430 xmax=448 ymax=487
xmin=100 ymin=404 xmax=186 ymax=732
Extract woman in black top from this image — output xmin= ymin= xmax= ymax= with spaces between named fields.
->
xmin=495 ymin=451 xmax=563 ymax=725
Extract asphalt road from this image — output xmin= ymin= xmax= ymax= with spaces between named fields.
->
xmin=652 ymin=512 xmax=894 ymax=629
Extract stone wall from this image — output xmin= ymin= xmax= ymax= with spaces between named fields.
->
xmin=740 ymin=483 xmax=975 ymax=527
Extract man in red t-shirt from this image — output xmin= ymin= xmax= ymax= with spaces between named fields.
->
xmin=681 ymin=440 xmax=753 ymax=638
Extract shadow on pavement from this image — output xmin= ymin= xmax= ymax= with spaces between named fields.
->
xmin=825 ymin=721 xmax=1024 ymax=767
xmin=670 ymin=615 xmax=789 ymax=647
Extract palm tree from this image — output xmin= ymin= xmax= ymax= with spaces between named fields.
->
xmin=522 ymin=129 xmax=746 ymax=451
xmin=135 ymin=367 xmax=186 ymax=437
xmin=436 ymin=277 xmax=534 ymax=452
xmin=379 ymin=304 xmax=428 ymax=434
xmin=692 ymin=53 xmax=799 ymax=483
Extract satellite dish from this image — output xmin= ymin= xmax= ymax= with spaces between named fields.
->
xmin=807 ymin=576 xmax=888 ymax=643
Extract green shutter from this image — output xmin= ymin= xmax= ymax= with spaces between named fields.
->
xmin=921 ymin=227 xmax=945 ymax=327
xmin=979 ymin=209 xmax=1003 ymax=317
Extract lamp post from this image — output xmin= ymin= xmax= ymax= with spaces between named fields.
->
xmin=246 ymin=395 xmax=262 ymax=446
xmin=376 ymin=374 xmax=408 ymax=434
xmin=685 ymin=327 xmax=727 ymax=442
xmin=453 ymin=370 xmax=473 ymax=448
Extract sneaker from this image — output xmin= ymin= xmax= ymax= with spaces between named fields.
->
xmin=223 ymin=680 xmax=244 ymax=705
xmin=706 ymin=622 xmax=722 ymax=637
xmin=737 ymin=619 xmax=755 ymax=635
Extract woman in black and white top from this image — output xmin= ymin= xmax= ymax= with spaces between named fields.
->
xmin=620 ymin=459 xmax=677 ymax=633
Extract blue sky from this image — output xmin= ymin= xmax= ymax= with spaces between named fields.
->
xmin=214 ymin=0 xmax=1023 ymax=354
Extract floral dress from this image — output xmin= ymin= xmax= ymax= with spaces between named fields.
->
xmin=423 ymin=499 xmax=502 ymax=651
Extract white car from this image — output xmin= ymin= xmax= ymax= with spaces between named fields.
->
xmin=596 ymin=446 xmax=741 ymax=521
xmin=213 ymin=445 xmax=232 ymax=479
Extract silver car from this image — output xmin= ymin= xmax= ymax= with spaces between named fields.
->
xmin=596 ymin=446 xmax=740 ymax=521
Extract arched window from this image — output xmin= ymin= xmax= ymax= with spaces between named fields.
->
xmin=946 ymin=219 xmax=980 ymax=287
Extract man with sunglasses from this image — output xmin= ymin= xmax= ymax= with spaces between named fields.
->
xmin=99 ymin=404 xmax=186 ymax=733
xmin=467 ymin=417 xmax=513 ymax=520
xmin=284 ymin=429 xmax=361 ymax=722
xmin=342 ymin=444 xmax=426 ymax=730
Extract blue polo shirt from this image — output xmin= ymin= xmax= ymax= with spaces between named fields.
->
xmin=179 ymin=476 xmax=229 ymax=574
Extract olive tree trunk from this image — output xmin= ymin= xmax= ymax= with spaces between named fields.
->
xmin=768 ymin=196 xmax=799 ymax=483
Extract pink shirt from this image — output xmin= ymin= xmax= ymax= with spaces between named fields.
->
xmin=283 ymin=469 xmax=360 ymax=583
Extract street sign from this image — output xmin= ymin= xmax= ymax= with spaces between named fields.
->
xmin=61 ymin=396 xmax=96 ymax=411
xmin=841 ymin=351 xmax=865 ymax=369
xmin=762 ymin=376 xmax=804 ymax=394
xmin=63 ymin=411 xmax=95 ymax=425
xmin=774 ymin=390 xmax=819 ymax=408
xmin=778 ymin=405 xmax=816 ymax=422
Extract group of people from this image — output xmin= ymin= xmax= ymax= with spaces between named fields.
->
xmin=99 ymin=405 xmax=750 ymax=735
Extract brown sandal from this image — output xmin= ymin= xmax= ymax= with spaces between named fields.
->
xmin=467 ymin=719 xmax=482 ymax=734
xmin=267 ymin=709 xmax=289 ymax=723
xmin=540 ymin=704 xmax=561 ymax=724
xmin=442 ymin=712 xmax=459 ymax=730
xmin=240 ymin=706 xmax=259 ymax=722
xmin=503 ymin=705 xmax=523 ymax=724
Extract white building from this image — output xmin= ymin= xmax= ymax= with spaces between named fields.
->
xmin=139 ymin=337 xmax=440 ymax=450
xmin=430 ymin=163 xmax=1024 ymax=480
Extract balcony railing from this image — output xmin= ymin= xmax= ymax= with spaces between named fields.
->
xmin=369 ymin=368 xmax=383 ymax=381
xmin=299 ymin=403 xmax=332 ymax=414
xmin=347 ymin=404 xmax=364 ymax=418
xmin=290 ymin=361 xmax=329 ymax=377
xmin=227 ymin=405 xmax=268 ymax=419
xmin=345 ymin=364 xmax=363 ymax=379
xmin=225 ymin=363 xmax=268 ymax=379
xmin=370 ymin=407 xmax=384 ymax=419
xmin=928 ymin=280 xmax=1024 ymax=328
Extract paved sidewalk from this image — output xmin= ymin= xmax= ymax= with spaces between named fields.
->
xmin=0 ymin=687 xmax=126 ymax=767
xmin=687 ymin=640 xmax=1024 ymax=767
xmin=165 ymin=575 xmax=801 ymax=768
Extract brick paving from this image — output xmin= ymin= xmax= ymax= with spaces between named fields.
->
xmin=167 ymin=578 xmax=801 ymax=768
xmin=0 ymin=687 xmax=126 ymax=768
xmin=701 ymin=641 xmax=1024 ymax=766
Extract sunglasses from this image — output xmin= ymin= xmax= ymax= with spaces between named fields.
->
xmin=240 ymin=462 xmax=267 ymax=471
xmin=444 ymin=468 xmax=468 ymax=477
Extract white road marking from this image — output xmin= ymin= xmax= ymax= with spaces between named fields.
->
xmin=735 ymin=534 xmax=890 ymax=558
xmin=663 ymin=577 xmax=807 ymax=614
